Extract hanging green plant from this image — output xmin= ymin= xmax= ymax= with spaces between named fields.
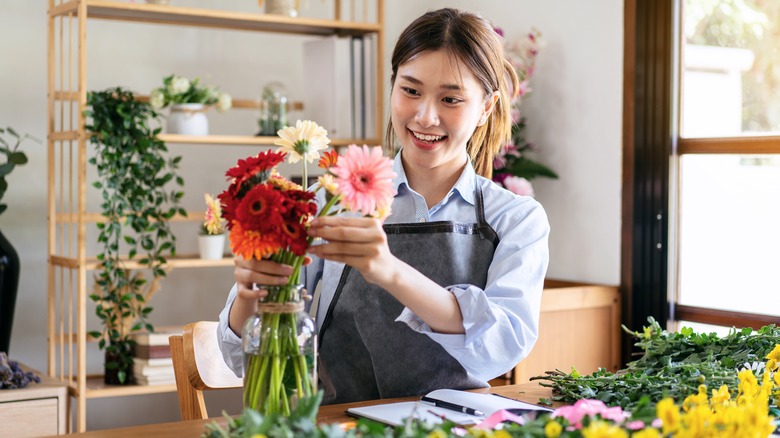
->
xmin=84 ymin=87 xmax=186 ymax=385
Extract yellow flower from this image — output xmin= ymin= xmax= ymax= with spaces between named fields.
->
xmin=250 ymin=435 xmax=267 ymax=438
xmin=203 ymin=193 xmax=225 ymax=235
xmin=370 ymin=202 xmax=392 ymax=221
xmin=630 ymin=428 xmax=661 ymax=438
xmin=468 ymin=428 xmax=493 ymax=438
xmin=426 ymin=429 xmax=448 ymax=438
xmin=274 ymin=120 xmax=331 ymax=164
xmin=544 ymin=420 xmax=562 ymax=438
xmin=766 ymin=344 xmax=780 ymax=370
xmin=710 ymin=384 xmax=731 ymax=406
xmin=317 ymin=174 xmax=338 ymax=195
xmin=682 ymin=384 xmax=708 ymax=412
xmin=737 ymin=369 xmax=759 ymax=400
xmin=643 ymin=326 xmax=653 ymax=339
xmin=656 ymin=397 xmax=680 ymax=435
xmin=581 ymin=420 xmax=628 ymax=438
xmin=492 ymin=431 xmax=512 ymax=438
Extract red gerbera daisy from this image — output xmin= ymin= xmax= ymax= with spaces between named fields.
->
xmin=224 ymin=150 xmax=286 ymax=199
xmin=235 ymin=185 xmax=286 ymax=232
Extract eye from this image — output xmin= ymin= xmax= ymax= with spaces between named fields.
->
xmin=442 ymin=96 xmax=463 ymax=105
xmin=400 ymin=86 xmax=419 ymax=96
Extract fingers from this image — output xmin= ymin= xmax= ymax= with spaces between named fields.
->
xmin=233 ymin=256 xmax=294 ymax=300
xmin=307 ymin=217 xmax=382 ymax=243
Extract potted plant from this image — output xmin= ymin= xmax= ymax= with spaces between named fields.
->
xmin=149 ymin=74 xmax=232 ymax=136
xmin=198 ymin=193 xmax=226 ymax=260
xmin=84 ymin=87 xmax=186 ymax=385
xmin=0 ymin=127 xmax=38 ymax=355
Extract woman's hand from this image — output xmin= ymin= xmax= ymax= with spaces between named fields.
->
xmin=228 ymin=255 xmax=310 ymax=336
xmin=307 ymin=216 xmax=399 ymax=287
xmin=233 ymin=256 xmax=296 ymax=301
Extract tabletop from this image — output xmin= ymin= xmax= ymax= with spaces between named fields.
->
xmin=44 ymin=382 xmax=554 ymax=437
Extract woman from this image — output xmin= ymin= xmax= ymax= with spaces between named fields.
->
xmin=218 ymin=7 xmax=550 ymax=404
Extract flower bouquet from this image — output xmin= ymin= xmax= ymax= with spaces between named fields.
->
xmin=493 ymin=28 xmax=557 ymax=197
xmin=218 ymin=120 xmax=395 ymax=415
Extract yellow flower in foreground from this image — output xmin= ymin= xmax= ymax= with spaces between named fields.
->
xmin=492 ymin=430 xmax=511 ymax=438
xmin=710 ymin=384 xmax=731 ymax=406
xmin=581 ymin=420 xmax=628 ymax=438
xmin=426 ymin=429 xmax=447 ymax=438
xmin=766 ymin=344 xmax=780 ymax=370
xmin=468 ymin=428 xmax=493 ymax=438
xmin=544 ymin=420 xmax=562 ymax=438
xmin=682 ymin=384 xmax=708 ymax=412
xmin=630 ymin=428 xmax=661 ymax=438
xmin=274 ymin=120 xmax=330 ymax=164
xmin=656 ymin=398 xmax=680 ymax=435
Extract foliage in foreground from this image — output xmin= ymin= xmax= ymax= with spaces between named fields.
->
xmin=532 ymin=317 xmax=780 ymax=411
xmin=203 ymin=319 xmax=780 ymax=437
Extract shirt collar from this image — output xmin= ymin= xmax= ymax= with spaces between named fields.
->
xmin=391 ymin=150 xmax=477 ymax=206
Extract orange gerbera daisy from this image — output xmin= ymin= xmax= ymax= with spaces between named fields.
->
xmin=318 ymin=149 xmax=339 ymax=170
xmin=228 ymin=221 xmax=284 ymax=260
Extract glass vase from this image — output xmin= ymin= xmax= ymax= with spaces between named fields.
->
xmin=242 ymin=283 xmax=317 ymax=415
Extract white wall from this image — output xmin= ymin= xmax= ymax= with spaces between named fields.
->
xmin=0 ymin=0 xmax=622 ymax=430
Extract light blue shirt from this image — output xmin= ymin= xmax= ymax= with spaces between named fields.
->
xmin=218 ymin=151 xmax=550 ymax=383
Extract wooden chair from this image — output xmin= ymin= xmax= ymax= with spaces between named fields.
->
xmin=169 ymin=321 xmax=243 ymax=420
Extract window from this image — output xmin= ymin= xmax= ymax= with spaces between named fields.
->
xmin=674 ymin=0 xmax=780 ymax=329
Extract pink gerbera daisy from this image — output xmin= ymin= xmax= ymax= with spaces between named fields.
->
xmin=330 ymin=145 xmax=396 ymax=217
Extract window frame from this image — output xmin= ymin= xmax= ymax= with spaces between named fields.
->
xmin=623 ymin=0 xmax=780 ymax=348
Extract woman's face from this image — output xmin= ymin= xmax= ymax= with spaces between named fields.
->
xmin=391 ymin=49 xmax=496 ymax=174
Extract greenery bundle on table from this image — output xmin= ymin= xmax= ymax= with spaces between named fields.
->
xmin=204 ymin=319 xmax=780 ymax=437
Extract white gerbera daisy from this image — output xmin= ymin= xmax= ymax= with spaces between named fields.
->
xmin=274 ymin=120 xmax=330 ymax=164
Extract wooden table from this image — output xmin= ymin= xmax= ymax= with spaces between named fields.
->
xmin=41 ymin=382 xmax=553 ymax=437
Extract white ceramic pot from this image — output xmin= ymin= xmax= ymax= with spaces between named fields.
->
xmin=198 ymin=234 xmax=226 ymax=260
xmin=263 ymin=0 xmax=297 ymax=16
xmin=167 ymin=103 xmax=209 ymax=135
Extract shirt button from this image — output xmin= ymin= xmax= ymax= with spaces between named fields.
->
xmin=418 ymin=217 xmax=426 ymax=223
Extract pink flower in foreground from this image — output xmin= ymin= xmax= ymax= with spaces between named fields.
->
xmin=330 ymin=144 xmax=396 ymax=217
xmin=552 ymin=399 xmax=629 ymax=428
xmin=503 ymin=176 xmax=535 ymax=197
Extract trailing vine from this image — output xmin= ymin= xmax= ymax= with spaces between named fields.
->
xmin=84 ymin=87 xmax=186 ymax=384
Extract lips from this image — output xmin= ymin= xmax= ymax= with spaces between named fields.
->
xmin=408 ymin=129 xmax=446 ymax=150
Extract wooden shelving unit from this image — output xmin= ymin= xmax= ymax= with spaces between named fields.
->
xmin=46 ymin=0 xmax=384 ymax=431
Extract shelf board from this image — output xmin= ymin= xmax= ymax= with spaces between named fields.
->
xmin=51 ymin=0 xmax=381 ymax=36
xmin=50 ymin=253 xmax=234 ymax=270
xmin=84 ymin=376 xmax=177 ymax=398
xmin=159 ymin=133 xmax=382 ymax=146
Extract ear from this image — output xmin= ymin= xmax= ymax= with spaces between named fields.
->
xmin=478 ymin=91 xmax=500 ymax=126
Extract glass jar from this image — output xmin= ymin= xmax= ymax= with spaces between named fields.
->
xmin=257 ymin=82 xmax=289 ymax=136
xmin=242 ymin=283 xmax=317 ymax=414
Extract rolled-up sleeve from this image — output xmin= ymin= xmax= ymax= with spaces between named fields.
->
xmin=217 ymin=284 xmax=244 ymax=377
xmin=396 ymin=198 xmax=549 ymax=381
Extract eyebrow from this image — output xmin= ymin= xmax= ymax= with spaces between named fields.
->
xmin=398 ymin=74 xmax=462 ymax=91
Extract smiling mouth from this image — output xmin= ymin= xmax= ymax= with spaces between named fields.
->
xmin=411 ymin=130 xmax=446 ymax=143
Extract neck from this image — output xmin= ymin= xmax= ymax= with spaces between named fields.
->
xmin=402 ymin=153 xmax=467 ymax=209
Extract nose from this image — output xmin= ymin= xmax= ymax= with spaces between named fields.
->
xmin=414 ymin=99 xmax=439 ymax=128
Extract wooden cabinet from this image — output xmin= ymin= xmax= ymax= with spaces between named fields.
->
xmin=46 ymin=0 xmax=384 ymax=431
xmin=511 ymin=280 xmax=621 ymax=384
xmin=0 ymin=364 xmax=68 ymax=437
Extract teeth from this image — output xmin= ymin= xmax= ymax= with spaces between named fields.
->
xmin=412 ymin=132 xmax=443 ymax=142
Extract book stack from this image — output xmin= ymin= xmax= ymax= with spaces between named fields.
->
xmin=303 ymin=33 xmax=378 ymax=141
xmin=130 ymin=326 xmax=183 ymax=386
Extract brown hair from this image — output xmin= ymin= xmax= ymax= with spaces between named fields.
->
xmin=385 ymin=8 xmax=519 ymax=178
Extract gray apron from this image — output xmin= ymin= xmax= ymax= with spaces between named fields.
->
xmin=318 ymin=183 xmax=499 ymax=404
